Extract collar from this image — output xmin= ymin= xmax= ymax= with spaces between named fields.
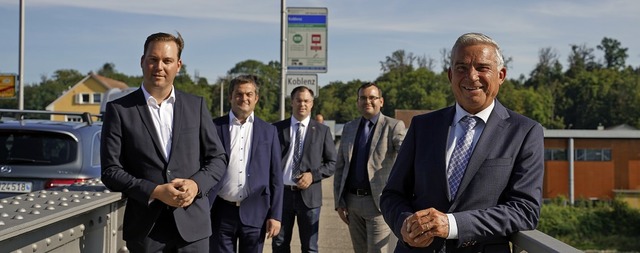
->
xmin=291 ymin=116 xmax=311 ymax=127
xmin=453 ymin=100 xmax=494 ymax=126
xmin=229 ymin=110 xmax=254 ymax=125
xmin=362 ymin=112 xmax=381 ymax=126
xmin=141 ymin=84 xmax=175 ymax=106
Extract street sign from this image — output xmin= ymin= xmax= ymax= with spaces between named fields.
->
xmin=286 ymin=74 xmax=318 ymax=97
xmin=286 ymin=7 xmax=328 ymax=73
xmin=0 ymin=74 xmax=16 ymax=99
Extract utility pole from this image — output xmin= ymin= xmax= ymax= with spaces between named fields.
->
xmin=19 ymin=0 xmax=25 ymax=110
xmin=280 ymin=0 xmax=287 ymax=120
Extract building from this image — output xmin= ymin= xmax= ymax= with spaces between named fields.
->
xmin=395 ymin=109 xmax=640 ymax=201
xmin=544 ymin=129 xmax=640 ymax=200
xmin=45 ymin=73 xmax=128 ymax=121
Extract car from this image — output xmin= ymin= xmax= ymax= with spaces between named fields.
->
xmin=0 ymin=109 xmax=102 ymax=199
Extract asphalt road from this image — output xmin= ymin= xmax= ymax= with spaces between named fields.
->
xmin=263 ymin=177 xmax=355 ymax=252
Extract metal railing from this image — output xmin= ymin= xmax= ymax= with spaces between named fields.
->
xmin=0 ymin=180 xmax=583 ymax=253
xmin=0 ymin=179 xmax=126 ymax=253
xmin=511 ymin=229 xmax=583 ymax=252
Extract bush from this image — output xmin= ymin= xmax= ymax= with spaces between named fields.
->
xmin=538 ymin=197 xmax=640 ymax=251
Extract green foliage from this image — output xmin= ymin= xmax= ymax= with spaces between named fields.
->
xmin=538 ymin=197 xmax=640 ymax=251
xmin=5 ymin=36 xmax=640 ymax=129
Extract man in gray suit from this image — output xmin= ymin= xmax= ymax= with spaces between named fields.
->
xmin=101 ymin=32 xmax=227 ymax=252
xmin=334 ymin=82 xmax=406 ymax=253
xmin=273 ymin=86 xmax=336 ymax=252
xmin=380 ymin=32 xmax=544 ymax=252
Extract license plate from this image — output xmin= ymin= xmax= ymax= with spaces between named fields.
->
xmin=0 ymin=181 xmax=32 ymax=193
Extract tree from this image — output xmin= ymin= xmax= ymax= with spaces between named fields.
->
xmin=566 ymin=44 xmax=600 ymax=76
xmin=597 ymin=37 xmax=628 ymax=70
xmin=380 ymin=50 xmax=415 ymax=74
xmin=526 ymin=47 xmax=564 ymax=88
xmin=440 ymin=48 xmax=451 ymax=72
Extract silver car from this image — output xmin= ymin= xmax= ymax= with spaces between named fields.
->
xmin=0 ymin=109 xmax=102 ymax=199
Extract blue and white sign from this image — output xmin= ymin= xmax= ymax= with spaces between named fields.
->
xmin=286 ymin=7 xmax=328 ymax=73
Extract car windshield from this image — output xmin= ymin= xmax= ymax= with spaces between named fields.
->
xmin=0 ymin=131 xmax=78 ymax=165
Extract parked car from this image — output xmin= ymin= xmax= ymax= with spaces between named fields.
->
xmin=0 ymin=109 xmax=102 ymax=199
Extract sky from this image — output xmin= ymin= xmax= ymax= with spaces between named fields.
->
xmin=1 ymin=0 xmax=639 ymax=87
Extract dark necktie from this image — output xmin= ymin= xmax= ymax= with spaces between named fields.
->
xmin=291 ymin=122 xmax=304 ymax=181
xmin=447 ymin=116 xmax=478 ymax=201
xmin=355 ymin=120 xmax=374 ymax=183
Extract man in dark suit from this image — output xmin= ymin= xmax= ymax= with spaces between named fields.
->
xmin=333 ymin=82 xmax=406 ymax=253
xmin=272 ymin=86 xmax=336 ymax=253
xmin=380 ymin=32 xmax=545 ymax=253
xmin=208 ymin=75 xmax=283 ymax=253
xmin=101 ymin=32 xmax=228 ymax=252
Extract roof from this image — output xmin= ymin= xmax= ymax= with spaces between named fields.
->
xmin=605 ymin=123 xmax=637 ymax=130
xmin=91 ymin=73 xmax=128 ymax=89
xmin=45 ymin=73 xmax=129 ymax=111
xmin=544 ymin=129 xmax=640 ymax=139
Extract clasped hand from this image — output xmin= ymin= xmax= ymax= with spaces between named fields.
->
xmin=152 ymin=178 xmax=199 ymax=208
xmin=401 ymin=208 xmax=450 ymax=248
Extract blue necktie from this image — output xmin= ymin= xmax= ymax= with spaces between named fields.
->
xmin=447 ymin=116 xmax=478 ymax=201
xmin=354 ymin=120 xmax=373 ymax=182
xmin=291 ymin=122 xmax=304 ymax=181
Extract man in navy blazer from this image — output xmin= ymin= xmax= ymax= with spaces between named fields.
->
xmin=208 ymin=75 xmax=284 ymax=253
xmin=272 ymin=86 xmax=336 ymax=252
xmin=380 ymin=33 xmax=544 ymax=252
xmin=101 ymin=32 xmax=228 ymax=252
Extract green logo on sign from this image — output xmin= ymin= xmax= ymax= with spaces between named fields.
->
xmin=293 ymin=34 xmax=303 ymax=43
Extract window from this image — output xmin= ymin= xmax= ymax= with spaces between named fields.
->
xmin=576 ymin=148 xmax=611 ymax=161
xmin=544 ymin=148 xmax=611 ymax=161
xmin=545 ymin=149 xmax=567 ymax=161
xmin=93 ymin=93 xmax=102 ymax=103
xmin=91 ymin=131 xmax=101 ymax=167
xmin=0 ymin=131 xmax=77 ymax=165
xmin=76 ymin=93 xmax=90 ymax=104
xmin=65 ymin=115 xmax=82 ymax=122
xmin=76 ymin=92 xmax=103 ymax=104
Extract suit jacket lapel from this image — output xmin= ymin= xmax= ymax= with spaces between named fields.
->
xmin=220 ymin=115 xmax=231 ymax=153
xmin=249 ymin=117 xmax=264 ymax=169
xmin=365 ymin=114 xmax=385 ymax=179
xmin=282 ymin=118 xmax=292 ymax=155
xmin=168 ymin=92 xmax=184 ymax=162
xmin=303 ymin=120 xmax=316 ymax=155
xmin=134 ymin=90 xmax=165 ymax=162
xmin=344 ymin=120 xmax=358 ymax=162
xmin=451 ymin=101 xmax=511 ymax=209
xmin=434 ymin=108 xmax=455 ymax=206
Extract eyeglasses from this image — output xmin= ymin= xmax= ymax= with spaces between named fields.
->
xmin=358 ymin=96 xmax=380 ymax=102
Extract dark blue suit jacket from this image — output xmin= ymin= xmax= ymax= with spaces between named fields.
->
xmin=381 ymin=100 xmax=544 ymax=253
xmin=101 ymin=88 xmax=228 ymax=242
xmin=209 ymin=114 xmax=284 ymax=227
xmin=273 ymin=118 xmax=336 ymax=208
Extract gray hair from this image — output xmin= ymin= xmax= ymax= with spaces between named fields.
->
xmin=451 ymin=32 xmax=504 ymax=69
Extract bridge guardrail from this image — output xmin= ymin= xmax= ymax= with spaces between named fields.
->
xmin=0 ymin=179 xmax=126 ymax=253
xmin=0 ymin=179 xmax=583 ymax=253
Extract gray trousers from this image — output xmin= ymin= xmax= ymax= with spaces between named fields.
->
xmin=346 ymin=193 xmax=397 ymax=253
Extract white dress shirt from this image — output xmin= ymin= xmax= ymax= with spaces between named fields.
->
xmin=283 ymin=116 xmax=310 ymax=186
xmin=444 ymin=101 xmax=494 ymax=239
xmin=217 ymin=111 xmax=254 ymax=202
xmin=141 ymin=85 xmax=175 ymax=161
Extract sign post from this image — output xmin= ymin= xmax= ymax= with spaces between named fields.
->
xmin=286 ymin=7 xmax=328 ymax=73
xmin=286 ymin=74 xmax=318 ymax=97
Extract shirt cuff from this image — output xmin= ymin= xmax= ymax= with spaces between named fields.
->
xmin=446 ymin=213 xmax=458 ymax=239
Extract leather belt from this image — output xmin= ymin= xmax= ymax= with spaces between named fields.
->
xmin=286 ymin=185 xmax=301 ymax=191
xmin=217 ymin=197 xmax=241 ymax=207
xmin=349 ymin=188 xmax=371 ymax=196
